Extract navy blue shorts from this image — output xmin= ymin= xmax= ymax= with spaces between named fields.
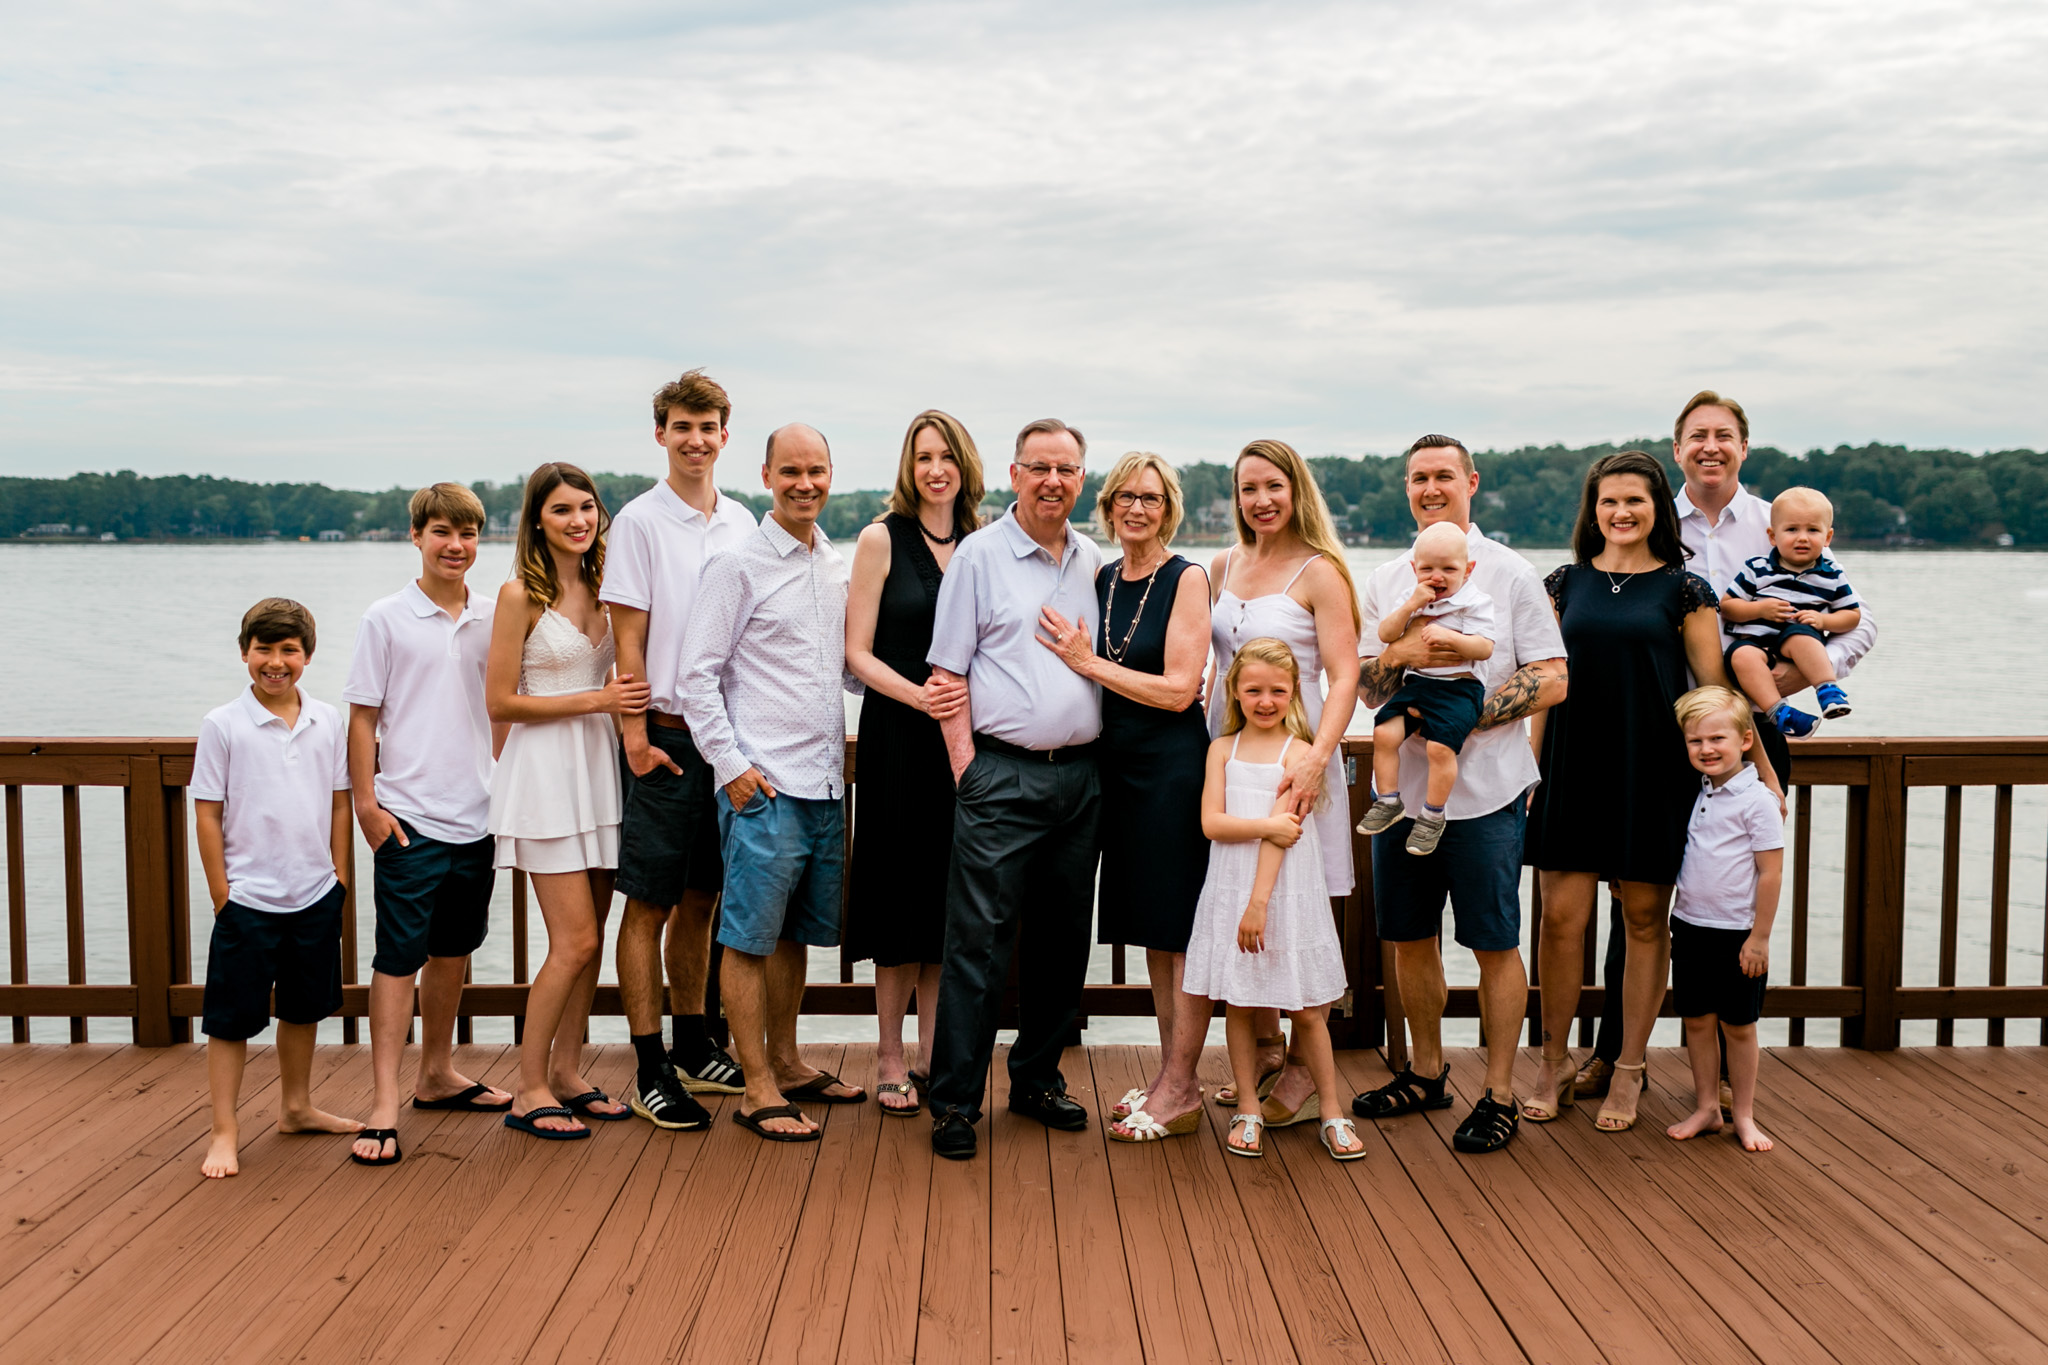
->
xmin=615 ymin=727 xmax=724 ymax=906
xmin=1373 ymin=793 xmax=1527 ymax=952
xmin=370 ymin=820 xmax=495 ymax=977
xmin=714 ymin=791 xmax=844 ymax=956
xmin=1671 ymin=917 xmax=1767 ymax=1026
xmin=201 ymin=882 xmax=345 ymax=1040
xmin=1725 ymin=622 xmax=1826 ymax=675
xmin=1375 ymin=675 xmax=1486 ymax=752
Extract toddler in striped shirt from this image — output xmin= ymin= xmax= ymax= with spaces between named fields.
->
xmin=1720 ymin=487 xmax=1863 ymax=738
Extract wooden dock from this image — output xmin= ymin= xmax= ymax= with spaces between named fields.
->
xmin=4 ymin=1042 xmax=2045 ymax=1363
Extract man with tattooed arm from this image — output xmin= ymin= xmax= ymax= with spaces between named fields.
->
xmin=1348 ymin=435 xmax=1568 ymax=1154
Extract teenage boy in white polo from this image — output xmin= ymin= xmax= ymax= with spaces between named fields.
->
xmin=604 ymin=369 xmax=759 ymax=1129
xmin=344 ymin=483 xmax=512 ymax=1167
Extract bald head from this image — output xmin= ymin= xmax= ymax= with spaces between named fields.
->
xmin=761 ymin=422 xmax=834 ymax=539
xmin=765 ymin=423 xmax=831 ymax=465
xmin=1413 ymin=520 xmax=1468 ymax=560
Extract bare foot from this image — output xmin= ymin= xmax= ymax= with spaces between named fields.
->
xmin=278 ymin=1107 xmax=366 ymax=1136
xmin=201 ymin=1131 xmax=239 ymax=1179
xmin=351 ymin=1130 xmax=400 ymax=1162
xmin=1733 ymin=1115 xmax=1774 ymax=1152
xmin=1666 ymin=1106 xmax=1724 ymax=1141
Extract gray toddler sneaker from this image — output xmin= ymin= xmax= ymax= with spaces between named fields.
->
xmin=1355 ymin=795 xmax=1405 ymax=836
xmin=1405 ymin=810 xmax=1448 ymax=856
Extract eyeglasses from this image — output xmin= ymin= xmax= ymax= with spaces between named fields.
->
xmin=1110 ymin=491 xmax=1165 ymax=511
xmin=1018 ymin=462 xmax=1084 ymax=481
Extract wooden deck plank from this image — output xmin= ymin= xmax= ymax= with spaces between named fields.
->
xmin=1887 ymin=1046 xmax=2048 ymax=1132
xmin=989 ymin=1074 xmax=1064 ymax=1365
xmin=1047 ymin=1044 xmax=1142 ymax=1365
xmin=0 ymin=1044 xmax=217 ymax=1207
xmin=0 ymin=1043 xmax=167 ymax=1136
xmin=836 ymin=1050 xmax=938 ymax=1365
xmin=915 ymin=1054 xmax=992 ymax=1364
xmin=1085 ymin=1046 xmax=1226 ymax=1365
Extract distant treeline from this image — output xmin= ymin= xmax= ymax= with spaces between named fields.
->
xmin=6 ymin=441 xmax=2046 ymax=546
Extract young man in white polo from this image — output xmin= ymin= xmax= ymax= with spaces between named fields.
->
xmin=604 ymin=369 xmax=759 ymax=1129
xmin=344 ymin=483 xmax=514 ymax=1166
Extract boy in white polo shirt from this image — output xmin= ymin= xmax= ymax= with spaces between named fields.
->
xmin=194 ymin=598 xmax=363 ymax=1179
xmin=343 ymin=483 xmax=511 ymax=1168
xmin=1665 ymin=686 xmax=1783 ymax=1154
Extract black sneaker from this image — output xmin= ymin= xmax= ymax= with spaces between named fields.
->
xmin=630 ymin=1068 xmax=711 ymax=1130
xmin=670 ymin=1043 xmax=745 ymax=1095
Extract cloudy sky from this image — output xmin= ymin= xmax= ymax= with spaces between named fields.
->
xmin=3 ymin=1 xmax=2044 ymax=490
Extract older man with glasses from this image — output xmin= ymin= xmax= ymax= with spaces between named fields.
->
xmin=923 ymin=417 xmax=1105 ymax=1161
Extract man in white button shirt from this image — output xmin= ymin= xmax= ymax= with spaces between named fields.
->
xmin=680 ymin=424 xmax=865 ymax=1141
xmin=924 ymin=418 xmax=1104 ymax=1161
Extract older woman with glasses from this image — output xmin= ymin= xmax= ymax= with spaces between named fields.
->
xmin=1038 ymin=452 xmax=1213 ymax=1142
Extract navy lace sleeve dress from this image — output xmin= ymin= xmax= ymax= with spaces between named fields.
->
xmin=845 ymin=513 xmax=957 ymax=967
xmin=1093 ymin=555 xmax=1212 ymax=953
xmin=1524 ymin=562 xmax=1721 ymax=884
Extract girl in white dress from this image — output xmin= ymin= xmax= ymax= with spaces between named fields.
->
xmin=1183 ymin=638 xmax=1363 ymax=1162
xmin=486 ymin=463 xmax=645 ymax=1139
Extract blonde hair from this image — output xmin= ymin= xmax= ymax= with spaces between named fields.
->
xmin=1771 ymin=485 xmax=1834 ymax=527
xmin=1673 ymin=685 xmax=1754 ymax=739
xmin=1093 ymin=451 xmax=1184 ymax=545
xmin=513 ymin=463 xmax=608 ymax=609
xmin=1221 ymin=639 xmax=1321 ymax=809
xmin=884 ymin=410 xmax=985 ymax=540
xmin=409 ymin=482 xmax=486 ymax=533
xmin=1231 ymin=439 xmax=1362 ymax=631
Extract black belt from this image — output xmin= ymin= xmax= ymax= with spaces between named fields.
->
xmin=973 ymin=732 xmax=1097 ymax=765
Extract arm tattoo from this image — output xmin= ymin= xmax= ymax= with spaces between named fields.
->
xmin=1357 ymin=656 xmax=1403 ymax=707
xmin=1476 ymin=663 xmax=1546 ymax=730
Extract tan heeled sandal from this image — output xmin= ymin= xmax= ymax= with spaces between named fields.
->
xmin=1213 ymin=1034 xmax=1287 ymax=1105
xmin=1521 ymin=1051 xmax=1576 ymax=1123
xmin=1594 ymin=1060 xmax=1648 ymax=1132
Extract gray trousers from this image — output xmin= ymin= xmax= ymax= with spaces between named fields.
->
xmin=927 ymin=749 xmax=1101 ymax=1122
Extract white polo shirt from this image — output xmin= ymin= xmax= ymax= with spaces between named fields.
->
xmin=190 ymin=688 xmax=351 ymax=914
xmin=600 ymin=480 xmax=758 ymax=716
xmin=1674 ymin=485 xmax=1877 ymax=679
xmin=1672 ymin=764 xmax=1784 ymax=930
xmin=1406 ymin=581 xmax=1497 ymax=679
xmin=1359 ymin=523 xmax=1564 ymax=820
xmin=341 ymin=581 xmax=495 ymax=844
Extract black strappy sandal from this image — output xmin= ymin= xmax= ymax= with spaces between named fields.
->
xmin=1452 ymin=1089 xmax=1520 ymax=1154
xmin=1351 ymin=1063 xmax=1453 ymax=1119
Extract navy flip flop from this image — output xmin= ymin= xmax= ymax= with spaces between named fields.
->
xmin=503 ymin=1105 xmax=590 ymax=1140
xmin=564 ymin=1089 xmax=631 ymax=1121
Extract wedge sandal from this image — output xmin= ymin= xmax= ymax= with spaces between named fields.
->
xmin=1107 ymin=1104 xmax=1200 ymax=1143
xmin=1214 ymin=1035 xmax=1286 ymax=1105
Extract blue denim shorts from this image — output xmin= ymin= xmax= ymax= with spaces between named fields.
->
xmin=714 ymin=791 xmax=845 ymax=956
xmin=1373 ymin=792 xmax=1527 ymax=952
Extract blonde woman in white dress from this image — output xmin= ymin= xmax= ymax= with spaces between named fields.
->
xmin=486 ymin=463 xmax=645 ymax=1139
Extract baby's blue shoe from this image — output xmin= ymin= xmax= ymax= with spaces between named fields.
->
xmin=1771 ymin=701 xmax=1821 ymax=739
xmin=1815 ymin=683 xmax=1852 ymax=719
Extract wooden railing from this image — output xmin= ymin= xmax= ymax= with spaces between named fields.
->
xmin=4 ymin=735 xmax=2044 ymax=1049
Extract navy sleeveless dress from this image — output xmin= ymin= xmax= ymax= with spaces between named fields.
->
xmin=1094 ymin=555 xmax=1211 ymax=952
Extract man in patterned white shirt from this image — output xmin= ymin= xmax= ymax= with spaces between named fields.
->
xmin=679 ymin=423 xmax=864 ymax=1142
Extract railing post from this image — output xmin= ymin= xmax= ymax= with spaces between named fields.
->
xmin=1842 ymin=753 xmax=1905 ymax=1049
xmin=1337 ymin=749 xmax=1382 ymax=1049
xmin=123 ymin=756 xmax=176 ymax=1046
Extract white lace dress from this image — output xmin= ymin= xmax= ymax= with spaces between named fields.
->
xmin=488 ymin=607 xmax=622 ymax=874
xmin=1181 ymin=734 xmax=1346 ymax=1011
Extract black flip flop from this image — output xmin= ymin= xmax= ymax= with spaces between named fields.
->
xmin=413 ymin=1082 xmax=513 ymax=1113
xmin=504 ymin=1106 xmax=590 ymax=1140
xmin=783 ymin=1070 xmax=866 ymax=1105
xmin=564 ymin=1089 xmax=631 ymax=1121
xmin=732 ymin=1103 xmax=820 ymax=1142
xmin=348 ymin=1128 xmax=402 ymax=1166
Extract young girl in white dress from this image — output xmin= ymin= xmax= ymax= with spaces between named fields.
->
xmin=486 ymin=463 xmax=646 ymax=1140
xmin=1182 ymin=637 xmax=1363 ymax=1162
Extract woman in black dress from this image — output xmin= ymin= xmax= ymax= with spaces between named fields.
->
xmin=844 ymin=410 xmax=984 ymax=1114
xmin=1036 ymin=452 xmax=1213 ymax=1142
xmin=1523 ymin=450 xmax=1778 ymax=1133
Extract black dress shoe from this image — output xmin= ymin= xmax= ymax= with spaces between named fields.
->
xmin=931 ymin=1110 xmax=977 ymax=1160
xmin=1007 ymin=1088 xmax=1088 ymax=1132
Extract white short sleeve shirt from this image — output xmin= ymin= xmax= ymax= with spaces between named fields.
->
xmin=1359 ymin=523 xmax=1564 ymax=819
xmin=341 ymin=582 xmax=495 ymax=844
xmin=1672 ymin=764 xmax=1785 ymax=930
xmin=599 ymin=482 xmax=758 ymax=716
xmin=1408 ymin=581 xmax=1497 ymax=679
xmin=190 ymin=689 xmax=350 ymax=913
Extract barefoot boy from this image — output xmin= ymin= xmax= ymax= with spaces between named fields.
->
xmin=1665 ymin=686 xmax=1783 ymax=1152
xmin=1354 ymin=519 xmax=1495 ymax=855
xmin=193 ymin=598 xmax=363 ymax=1178
xmin=1720 ymin=487 xmax=1862 ymax=738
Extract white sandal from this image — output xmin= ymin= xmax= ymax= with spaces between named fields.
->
xmin=1110 ymin=1087 xmax=1147 ymax=1121
xmin=1108 ymin=1104 xmax=1201 ymax=1143
xmin=1320 ymin=1116 xmax=1366 ymax=1162
xmin=1226 ymin=1112 xmax=1265 ymax=1158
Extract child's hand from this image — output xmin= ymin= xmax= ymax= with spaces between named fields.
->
xmin=1263 ymin=813 xmax=1302 ymax=848
xmin=1237 ymin=902 xmax=1267 ymax=953
xmin=1740 ymin=936 xmax=1770 ymax=977
xmin=1419 ymin=623 xmax=1459 ymax=651
xmin=1406 ymin=579 xmax=1436 ymax=609
xmin=1757 ymin=598 xmax=1795 ymax=623
xmin=1792 ymin=609 xmax=1824 ymax=627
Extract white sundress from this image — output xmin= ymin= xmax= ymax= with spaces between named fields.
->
xmin=1181 ymin=733 xmax=1347 ymax=1012
xmin=1208 ymin=549 xmax=1356 ymax=895
xmin=488 ymin=607 xmax=622 ymax=873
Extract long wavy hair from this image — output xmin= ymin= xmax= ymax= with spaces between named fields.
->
xmin=1220 ymin=638 xmax=1321 ymax=809
xmin=1231 ymin=439 xmax=1362 ymax=631
xmin=883 ymin=409 xmax=985 ymax=540
xmin=1569 ymin=450 xmax=1689 ymax=567
xmin=513 ymin=462 xmax=609 ymax=609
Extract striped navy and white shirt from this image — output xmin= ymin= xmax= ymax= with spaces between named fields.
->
xmin=1725 ymin=551 xmax=1863 ymax=641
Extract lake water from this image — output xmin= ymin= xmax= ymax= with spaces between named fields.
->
xmin=2 ymin=540 xmax=2042 ymax=1049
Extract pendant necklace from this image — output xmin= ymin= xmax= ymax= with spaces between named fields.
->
xmin=1103 ymin=554 xmax=1165 ymax=664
